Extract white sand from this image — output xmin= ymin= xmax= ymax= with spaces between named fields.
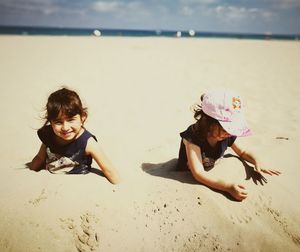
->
xmin=0 ymin=35 xmax=300 ymax=251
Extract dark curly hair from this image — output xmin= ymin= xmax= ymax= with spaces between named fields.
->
xmin=191 ymin=94 xmax=222 ymax=139
xmin=42 ymin=87 xmax=87 ymax=126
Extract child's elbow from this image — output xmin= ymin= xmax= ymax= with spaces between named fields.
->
xmin=29 ymin=163 xmax=40 ymax=172
xmin=103 ymin=169 xmax=121 ymax=184
xmin=108 ymin=174 xmax=121 ymax=184
xmin=29 ymin=156 xmax=44 ymax=172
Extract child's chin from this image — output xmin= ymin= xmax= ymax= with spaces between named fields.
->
xmin=61 ymin=133 xmax=75 ymax=140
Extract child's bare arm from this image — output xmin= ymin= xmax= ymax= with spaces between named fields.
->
xmin=86 ymin=138 xmax=121 ymax=184
xmin=30 ymin=144 xmax=47 ymax=171
xmin=183 ymin=139 xmax=248 ymax=201
xmin=231 ymin=142 xmax=281 ymax=176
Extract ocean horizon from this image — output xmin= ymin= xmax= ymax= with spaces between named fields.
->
xmin=0 ymin=25 xmax=299 ymax=41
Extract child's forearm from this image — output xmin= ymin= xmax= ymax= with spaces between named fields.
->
xmin=191 ymin=169 xmax=232 ymax=193
xmin=191 ymin=169 xmax=248 ymax=201
xmin=239 ymin=151 xmax=260 ymax=166
xmin=103 ymin=168 xmax=121 ymax=184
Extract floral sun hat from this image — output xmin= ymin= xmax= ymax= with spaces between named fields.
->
xmin=201 ymin=89 xmax=252 ymax=137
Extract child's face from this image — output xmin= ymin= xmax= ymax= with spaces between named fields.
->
xmin=209 ymin=124 xmax=231 ymax=141
xmin=50 ymin=113 xmax=85 ymax=142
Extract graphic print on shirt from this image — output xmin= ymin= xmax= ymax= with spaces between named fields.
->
xmin=202 ymin=152 xmax=216 ymax=169
xmin=46 ymin=148 xmax=80 ymax=174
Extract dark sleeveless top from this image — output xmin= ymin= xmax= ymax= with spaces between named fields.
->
xmin=38 ymin=125 xmax=97 ymax=174
xmin=178 ymin=124 xmax=236 ymax=170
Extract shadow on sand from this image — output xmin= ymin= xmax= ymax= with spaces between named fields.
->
xmin=142 ymin=158 xmax=197 ymax=184
xmin=142 ymin=154 xmax=267 ymax=201
xmin=142 ymin=158 xmax=235 ymax=200
xmin=223 ymin=154 xmax=268 ymax=186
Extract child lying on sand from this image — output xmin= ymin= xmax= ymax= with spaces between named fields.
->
xmin=177 ymin=89 xmax=280 ymax=201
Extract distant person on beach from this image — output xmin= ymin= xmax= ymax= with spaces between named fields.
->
xmin=177 ymin=89 xmax=280 ymax=201
xmin=30 ymin=87 xmax=121 ymax=184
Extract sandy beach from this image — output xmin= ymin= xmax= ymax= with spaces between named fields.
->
xmin=0 ymin=35 xmax=300 ymax=251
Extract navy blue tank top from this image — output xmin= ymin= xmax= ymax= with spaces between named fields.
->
xmin=178 ymin=124 xmax=236 ymax=170
xmin=38 ymin=125 xmax=97 ymax=174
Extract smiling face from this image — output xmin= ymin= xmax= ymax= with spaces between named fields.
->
xmin=50 ymin=113 xmax=85 ymax=143
xmin=45 ymin=88 xmax=88 ymax=143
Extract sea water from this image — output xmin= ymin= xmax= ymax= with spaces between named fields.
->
xmin=0 ymin=25 xmax=298 ymax=41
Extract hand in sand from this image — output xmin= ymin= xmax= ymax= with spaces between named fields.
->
xmin=228 ymin=184 xmax=248 ymax=201
xmin=255 ymin=164 xmax=281 ymax=176
xmin=245 ymin=163 xmax=281 ymax=185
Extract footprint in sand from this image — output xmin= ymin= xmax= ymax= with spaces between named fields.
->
xmin=264 ymin=205 xmax=300 ymax=246
xmin=256 ymin=194 xmax=300 ymax=246
xmin=229 ymin=212 xmax=252 ymax=225
xmin=183 ymin=228 xmax=230 ymax=252
xmin=29 ymin=189 xmax=47 ymax=206
xmin=227 ymin=205 xmax=253 ymax=225
xmin=60 ymin=212 xmax=99 ymax=252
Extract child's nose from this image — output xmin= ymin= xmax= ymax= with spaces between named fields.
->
xmin=62 ymin=121 xmax=70 ymax=130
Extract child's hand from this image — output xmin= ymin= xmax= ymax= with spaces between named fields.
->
xmin=260 ymin=168 xmax=281 ymax=176
xmin=255 ymin=163 xmax=281 ymax=176
xmin=228 ymin=183 xmax=248 ymax=201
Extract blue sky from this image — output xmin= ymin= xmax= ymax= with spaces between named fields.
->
xmin=0 ymin=0 xmax=299 ymax=34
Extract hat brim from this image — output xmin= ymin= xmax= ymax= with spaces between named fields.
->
xmin=219 ymin=114 xmax=252 ymax=137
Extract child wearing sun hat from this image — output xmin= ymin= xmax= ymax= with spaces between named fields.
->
xmin=177 ymin=89 xmax=280 ymax=201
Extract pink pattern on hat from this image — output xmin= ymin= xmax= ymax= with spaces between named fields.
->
xmin=201 ymin=89 xmax=252 ymax=137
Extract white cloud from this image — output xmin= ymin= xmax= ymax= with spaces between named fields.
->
xmin=180 ymin=0 xmax=219 ymax=4
xmin=0 ymin=0 xmax=87 ymax=16
xmin=90 ymin=1 xmax=151 ymax=24
xmin=91 ymin=1 xmax=148 ymax=14
xmin=179 ymin=0 xmax=220 ymax=16
xmin=92 ymin=1 xmax=123 ymax=13
xmin=180 ymin=6 xmax=194 ymax=16
xmin=268 ymin=0 xmax=300 ymax=10
xmin=214 ymin=5 xmax=274 ymax=22
xmin=0 ymin=0 xmax=57 ymax=14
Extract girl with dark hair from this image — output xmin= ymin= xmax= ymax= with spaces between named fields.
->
xmin=30 ymin=87 xmax=121 ymax=184
xmin=178 ymin=89 xmax=280 ymax=201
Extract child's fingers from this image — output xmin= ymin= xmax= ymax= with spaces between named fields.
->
xmin=270 ymin=170 xmax=281 ymax=175
xmin=240 ymin=194 xmax=248 ymax=200
xmin=261 ymin=169 xmax=281 ymax=176
xmin=261 ymin=169 xmax=273 ymax=175
xmin=240 ymin=191 xmax=248 ymax=197
xmin=231 ymin=184 xmax=248 ymax=201
xmin=237 ymin=184 xmax=246 ymax=189
xmin=238 ymin=191 xmax=248 ymax=200
xmin=237 ymin=185 xmax=248 ymax=195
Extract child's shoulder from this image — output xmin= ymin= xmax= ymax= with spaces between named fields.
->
xmin=37 ymin=125 xmax=54 ymax=141
xmin=180 ymin=123 xmax=204 ymax=145
xmin=79 ymin=128 xmax=98 ymax=143
xmin=223 ymin=136 xmax=237 ymax=147
xmin=180 ymin=123 xmax=196 ymax=134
